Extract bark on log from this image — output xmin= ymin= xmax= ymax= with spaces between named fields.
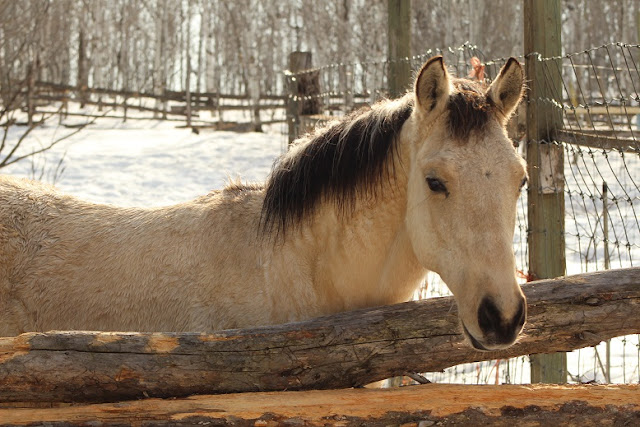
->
xmin=1 ymin=268 xmax=639 ymax=403
xmin=2 ymin=384 xmax=639 ymax=426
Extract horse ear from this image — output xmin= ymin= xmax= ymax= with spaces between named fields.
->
xmin=486 ymin=57 xmax=524 ymax=118
xmin=415 ymin=56 xmax=450 ymax=114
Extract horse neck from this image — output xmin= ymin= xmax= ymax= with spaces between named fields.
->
xmin=289 ymin=138 xmax=426 ymax=312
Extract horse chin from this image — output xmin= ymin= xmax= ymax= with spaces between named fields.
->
xmin=462 ymin=324 xmax=489 ymax=351
xmin=462 ymin=323 xmax=515 ymax=352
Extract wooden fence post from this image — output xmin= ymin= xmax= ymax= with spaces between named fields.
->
xmin=287 ymin=51 xmax=320 ymax=146
xmin=387 ymin=0 xmax=411 ymax=98
xmin=386 ymin=1 xmax=411 ymax=388
xmin=524 ymin=0 xmax=567 ymax=384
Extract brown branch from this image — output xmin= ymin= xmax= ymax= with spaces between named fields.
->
xmin=0 ymin=106 xmax=113 ymax=169
xmin=0 ymin=115 xmax=42 ymax=167
xmin=0 ymin=79 xmax=30 ymax=156
xmin=0 ymin=267 xmax=639 ymax=403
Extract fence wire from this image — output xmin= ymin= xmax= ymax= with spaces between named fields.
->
xmin=286 ymin=42 xmax=640 ymax=385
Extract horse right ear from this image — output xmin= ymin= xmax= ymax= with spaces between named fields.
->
xmin=415 ymin=56 xmax=451 ymax=115
xmin=486 ymin=57 xmax=524 ymax=119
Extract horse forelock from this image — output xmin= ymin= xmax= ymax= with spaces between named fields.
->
xmin=447 ymin=78 xmax=494 ymax=141
xmin=260 ymin=97 xmax=414 ymax=237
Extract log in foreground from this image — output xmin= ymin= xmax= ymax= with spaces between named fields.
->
xmin=1 ymin=268 xmax=639 ymax=403
xmin=2 ymin=384 xmax=640 ymax=425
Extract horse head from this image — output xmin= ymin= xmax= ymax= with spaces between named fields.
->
xmin=404 ymin=56 xmax=527 ymax=351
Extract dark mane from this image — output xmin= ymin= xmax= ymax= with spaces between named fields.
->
xmin=447 ymin=78 xmax=494 ymax=140
xmin=259 ymin=77 xmax=493 ymax=237
xmin=261 ymin=97 xmax=414 ymax=236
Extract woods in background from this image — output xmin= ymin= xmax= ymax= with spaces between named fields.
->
xmin=0 ymin=0 xmax=638 ymax=100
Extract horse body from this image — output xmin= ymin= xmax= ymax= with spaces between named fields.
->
xmin=0 ymin=167 xmax=424 ymax=334
xmin=0 ymin=177 xmax=261 ymax=333
xmin=0 ymin=57 xmax=528 ymax=351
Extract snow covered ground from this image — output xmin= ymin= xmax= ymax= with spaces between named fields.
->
xmin=2 ymin=117 xmax=286 ymax=206
xmin=2 ymin=110 xmax=638 ymax=385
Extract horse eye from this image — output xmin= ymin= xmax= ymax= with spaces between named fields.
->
xmin=520 ymin=177 xmax=528 ymax=190
xmin=426 ymin=177 xmax=448 ymax=194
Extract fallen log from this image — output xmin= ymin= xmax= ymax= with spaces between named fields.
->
xmin=1 ymin=268 xmax=639 ymax=403
xmin=2 ymin=384 xmax=640 ymax=425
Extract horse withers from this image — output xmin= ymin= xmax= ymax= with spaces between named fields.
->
xmin=0 ymin=56 xmax=527 ymax=351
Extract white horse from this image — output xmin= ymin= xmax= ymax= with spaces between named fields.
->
xmin=0 ymin=57 xmax=527 ymax=351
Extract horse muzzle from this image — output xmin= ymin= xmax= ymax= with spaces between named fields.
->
xmin=462 ymin=295 xmax=526 ymax=351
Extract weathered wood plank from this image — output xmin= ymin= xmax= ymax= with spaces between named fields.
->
xmin=0 ymin=268 xmax=639 ymax=403
xmin=555 ymin=129 xmax=638 ymax=153
xmin=2 ymin=384 xmax=639 ymax=425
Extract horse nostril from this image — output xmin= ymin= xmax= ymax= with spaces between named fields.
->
xmin=477 ymin=297 xmax=501 ymax=335
xmin=477 ymin=295 xmax=526 ymax=345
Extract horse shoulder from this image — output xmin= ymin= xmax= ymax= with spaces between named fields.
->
xmin=188 ymin=187 xmax=284 ymax=330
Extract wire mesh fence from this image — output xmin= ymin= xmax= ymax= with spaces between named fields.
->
xmin=555 ymin=44 xmax=640 ymax=273
xmin=285 ymin=42 xmax=640 ymax=385
xmin=287 ymin=43 xmax=494 ymax=118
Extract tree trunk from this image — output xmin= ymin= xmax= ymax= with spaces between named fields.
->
xmin=161 ymin=0 xmax=170 ymax=119
xmin=152 ymin=1 xmax=165 ymax=118
xmin=26 ymin=58 xmax=36 ymax=126
xmin=1 ymin=268 xmax=639 ymax=403
xmin=185 ymin=1 xmax=192 ymax=127
xmin=338 ymin=0 xmax=353 ymax=113
xmin=77 ymin=27 xmax=89 ymax=108
xmin=2 ymin=384 xmax=639 ymax=425
xmin=195 ymin=0 xmax=205 ymax=96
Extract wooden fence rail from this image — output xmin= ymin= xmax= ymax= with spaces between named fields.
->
xmin=2 ymin=81 xmax=288 ymax=129
xmin=3 ymin=384 xmax=639 ymax=425
xmin=1 ymin=267 xmax=638 ymax=404
xmin=21 ymin=81 xmax=288 ymax=104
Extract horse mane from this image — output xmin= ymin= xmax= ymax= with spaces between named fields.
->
xmin=260 ymin=96 xmax=414 ymax=236
xmin=260 ymin=77 xmax=494 ymax=237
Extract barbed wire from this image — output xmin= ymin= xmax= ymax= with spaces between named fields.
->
xmin=285 ymin=42 xmax=487 ymax=77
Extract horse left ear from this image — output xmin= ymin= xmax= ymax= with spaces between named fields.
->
xmin=415 ymin=56 xmax=451 ymax=115
xmin=486 ymin=58 xmax=524 ymax=119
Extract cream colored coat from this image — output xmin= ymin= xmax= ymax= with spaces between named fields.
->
xmin=0 ymin=175 xmax=422 ymax=334
xmin=0 ymin=57 xmax=528 ymax=351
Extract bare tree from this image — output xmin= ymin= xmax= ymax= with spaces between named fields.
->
xmin=0 ymin=0 xmax=637 ymax=115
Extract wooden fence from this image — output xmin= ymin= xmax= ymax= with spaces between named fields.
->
xmin=3 ymin=80 xmax=287 ymax=131
xmin=1 ymin=268 xmax=639 ymax=423
xmin=2 ymin=384 xmax=639 ymax=425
